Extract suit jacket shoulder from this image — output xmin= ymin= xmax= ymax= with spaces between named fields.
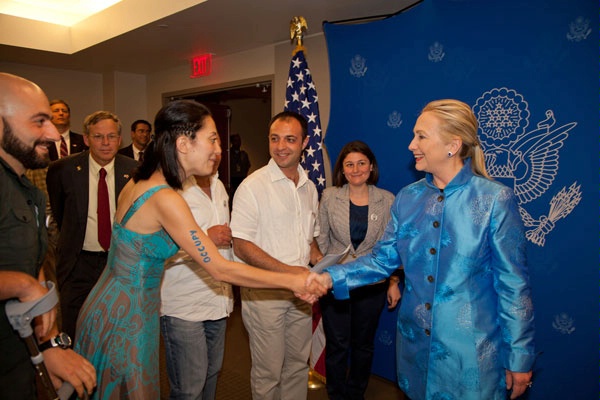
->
xmin=114 ymin=153 xmax=138 ymax=182
xmin=69 ymin=131 xmax=88 ymax=154
xmin=47 ymin=151 xmax=89 ymax=225
xmin=47 ymin=150 xmax=88 ymax=176
xmin=117 ymin=144 xmax=135 ymax=159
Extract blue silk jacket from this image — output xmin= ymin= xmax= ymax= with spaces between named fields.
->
xmin=326 ymin=159 xmax=536 ymax=400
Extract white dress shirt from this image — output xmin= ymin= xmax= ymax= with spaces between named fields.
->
xmin=230 ymin=158 xmax=320 ymax=267
xmin=132 ymin=144 xmax=144 ymax=162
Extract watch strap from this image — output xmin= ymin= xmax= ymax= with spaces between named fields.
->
xmin=38 ymin=337 xmax=56 ymax=352
xmin=38 ymin=332 xmax=71 ymax=351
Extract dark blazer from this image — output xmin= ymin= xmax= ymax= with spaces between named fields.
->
xmin=117 ymin=144 xmax=135 ymax=159
xmin=48 ymin=131 xmax=88 ymax=161
xmin=46 ymin=151 xmax=138 ymax=287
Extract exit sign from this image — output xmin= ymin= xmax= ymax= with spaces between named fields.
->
xmin=191 ymin=54 xmax=212 ymax=78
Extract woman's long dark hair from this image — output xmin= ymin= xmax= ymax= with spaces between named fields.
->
xmin=133 ymin=100 xmax=212 ymax=189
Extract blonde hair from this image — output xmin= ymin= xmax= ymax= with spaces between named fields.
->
xmin=421 ymin=99 xmax=490 ymax=179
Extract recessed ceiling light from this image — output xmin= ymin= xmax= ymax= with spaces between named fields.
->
xmin=0 ymin=0 xmax=123 ymax=26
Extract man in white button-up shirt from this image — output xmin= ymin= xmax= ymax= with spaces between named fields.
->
xmin=231 ymin=111 xmax=322 ymax=400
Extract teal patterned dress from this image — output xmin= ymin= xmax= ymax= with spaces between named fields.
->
xmin=74 ymin=185 xmax=179 ymax=399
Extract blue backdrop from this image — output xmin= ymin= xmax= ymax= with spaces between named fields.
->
xmin=323 ymin=1 xmax=597 ymax=398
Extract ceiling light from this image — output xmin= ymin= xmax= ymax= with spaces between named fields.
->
xmin=0 ymin=0 xmax=123 ymax=26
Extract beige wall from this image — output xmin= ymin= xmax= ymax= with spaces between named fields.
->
xmin=0 ymin=62 xmax=104 ymax=134
xmin=0 ymin=62 xmax=148 ymax=142
xmin=146 ymin=45 xmax=276 ymax=119
xmin=0 ymin=33 xmax=333 ymax=179
xmin=114 ymin=71 xmax=148 ymax=138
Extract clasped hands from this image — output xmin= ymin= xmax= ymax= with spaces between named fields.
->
xmin=293 ymin=270 xmax=333 ymax=304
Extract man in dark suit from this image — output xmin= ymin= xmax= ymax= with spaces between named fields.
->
xmin=47 ymin=111 xmax=137 ymax=340
xmin=25 ymin=99 xmax=88 ymax=296
xmin=48 ymin=99 xmax=87 ymax=161
xmin=118 ymin=119 xmax=152 ymax=162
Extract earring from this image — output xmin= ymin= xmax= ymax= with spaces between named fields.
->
xmin=447 ymin=152 xmax=453 ymax=158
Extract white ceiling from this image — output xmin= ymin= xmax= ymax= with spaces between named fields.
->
xmin=0 ymin=0 xmax=417 ymax=75
xmin=0 ymin=0 xmax=123 ymax=26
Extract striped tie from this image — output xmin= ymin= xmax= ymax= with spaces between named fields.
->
xmin=97 ymin=168 xmax=111 ymax=251
xmin=60 ymin=137 xmax=68 ymax=158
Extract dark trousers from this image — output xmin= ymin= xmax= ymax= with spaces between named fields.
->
xmin=59 ymin=250 xmax=107 ymax=340
xmin=320 ymin=281 xmax=387 ymax=400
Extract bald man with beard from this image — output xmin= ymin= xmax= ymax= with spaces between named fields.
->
xmin=0 ymin=73 xmax=96 ymax=400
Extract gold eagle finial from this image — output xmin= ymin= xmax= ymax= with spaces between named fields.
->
xmin=290 ymin=16 xmax=308 ymax=54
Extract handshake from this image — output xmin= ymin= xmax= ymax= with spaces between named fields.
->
xmin=292 ymin=269 xmax=333 ymax=304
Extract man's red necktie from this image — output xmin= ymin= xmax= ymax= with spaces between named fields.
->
xmin=98 ymin=168 xmax=111 ymax=251
xmin=60 ymin=137 xmax=68 ymax=158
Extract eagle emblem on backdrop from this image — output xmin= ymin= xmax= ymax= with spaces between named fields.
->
xmin=473 ymin=87 xmax=581 ymax=246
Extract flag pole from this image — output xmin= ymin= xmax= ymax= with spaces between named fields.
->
xmin=289 ymin=15 xmax=326 ymax=390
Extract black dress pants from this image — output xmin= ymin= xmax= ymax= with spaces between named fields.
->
xmin=59 ymin=250 xmax=107 ymax=340
xmin=320 ymin=281 xmax=387 ymax=400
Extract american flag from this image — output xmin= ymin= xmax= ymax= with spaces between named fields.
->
xmin=284 ymin=49 xmax=326 ymax=196
xmin=284 ymin=48 xmax=327 ymax=380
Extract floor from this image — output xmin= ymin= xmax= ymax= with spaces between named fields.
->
xmin=160 ymin=294 xmax=406 ymax=399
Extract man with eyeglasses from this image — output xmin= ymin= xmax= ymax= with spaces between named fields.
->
xmin=47 ymin=111 xmax=138 ymax=340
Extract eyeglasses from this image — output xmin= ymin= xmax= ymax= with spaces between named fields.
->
xmin=89 ymin=134 xmax=120 ymax=142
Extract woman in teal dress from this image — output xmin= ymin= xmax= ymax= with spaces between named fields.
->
xmin=314 ymin=100 xmax=536 ymax=400
xmin=74 ymin=100 xmax=327 ymax=399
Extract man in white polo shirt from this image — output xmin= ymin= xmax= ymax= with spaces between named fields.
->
xmin=160 ymin=148 xmax=233 ymax=400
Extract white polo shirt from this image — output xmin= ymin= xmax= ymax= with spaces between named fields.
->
xmin=160 ymin=174 xmax=233 ymax=321
xmin=230 ymin=158 xmax=319 ymax=267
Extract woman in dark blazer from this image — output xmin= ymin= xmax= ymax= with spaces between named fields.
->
xmin=317 ymin=140 xmax=401 ymax=400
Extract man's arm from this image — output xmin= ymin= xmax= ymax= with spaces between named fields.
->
xmin=0 ymin=271 xmax=48 ymax=303
xmin=233 ymin=237 xmax=301 ymax=273
xmin=206 ymin=224 xmax=232 ymax=248
xmin=0 ymin=271 xmax=55 ymax=339
xmin=2 ymin=270 xmax=97 ymax=397
xmin=0 ymin=270 xmax=97 ymax=396
xmin=309 ymin=239 xmax=323 ymax=266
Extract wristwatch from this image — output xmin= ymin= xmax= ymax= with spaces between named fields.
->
xmin=38 ymin=332 xmax=72 ymax=351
